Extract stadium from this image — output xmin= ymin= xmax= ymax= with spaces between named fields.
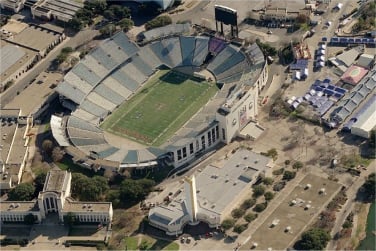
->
xmin=51 ymin=26 xmax=268 ymax=172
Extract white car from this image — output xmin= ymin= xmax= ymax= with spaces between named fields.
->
xmin=267 ymin=30 xmax=272 ymax=34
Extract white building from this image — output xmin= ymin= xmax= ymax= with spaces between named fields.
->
xmin=0 ymin=0 xmax=26 ymax=13
xmin=0 ymin=169 xmax=113 ymax=224
xmin=351 ymin=96 xmax=376 ymax=139
xmin=148 ymin=149 xmax=273 ymax=235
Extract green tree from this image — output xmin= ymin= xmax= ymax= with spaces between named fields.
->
xmin=244 ymin=213 xmax=257 ymax=223
xmin=296 ymin=228 xmax=331 ymax=250
xmin=254 ymin=202 xmax=267 ymax=212
xmin=233 ymin=224 xmax=248 ymax=234
xmin=120 ymin=179 xmax=155 ymax=203
xmin=42 ymin=139 xmax=53 ymax=154
xmin=110 ymin=5 xmax=131 ymax=20
xmin=86 ymin=0 xmax=107 ymax=15
xmin=34 ymin=172 xmax=47 ymax=193
xmin=8 ymin=183 xmax=35 ymax=201
xmin=262 ymin=177 xmax=274 ymax=186
xmin=293 ymin=161 xmax=304 ymax=170
xmin=266 ymin=148 xmax=278 ymax=160
xmin=118 ymin=18 xmax=134 ymax=32
xmin=369 ymin=130 xmax=375 ymax=149
xmin=24 ymin=214 xmax=36 ymax=225
xmin=145 ymin=16 xmax=172 ymax=30
xmin=231 ymin=208 xmax=246 ymax=219
xmin=52 ymin=147 xmax=64 ymax=163
xmin=241 ymin=198 xmax=256 ymax=209
xmin=221 ymin=218 xmax=236 ymax=230
xmin=296 ymin=14 xmax=309 ymax=24
xmin=283 ymin=171 xmax=296 ymax=181
xmin=363 ymin=173 xmax=375 ymax=199
xmin=71 ymin=174 xmax=108 ymax=201
xmin=99 ymin=24 xmax=116 ymax=37
xmin=252 ymin=185 xmax=266 ymax=198
xmin=264 ymin=191 xmax=275 ymax=201
xmin=68 ymin=17 xmax=83 ymax=31
xmin=61 ymin=47 xmax=73 ymax=54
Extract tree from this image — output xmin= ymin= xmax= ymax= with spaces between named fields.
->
xmin=120 ymin=179 xmax=155 ymax=203
xmin=241 ymin=198 xmax=256 ymax=209
xmin=231 ymin=208 xmax=246 ymax=219
xmin=293 ymin=161 xmax=304 ymax=170
xmin=262 ymin=177 xmax=274 ymax=186
xmin=296 ymin=14 xmax=309 ymax=24
xmin=52 ymin=147 xmax=64 ymax=162
xmin=252 ymin=185 xmax=266 ymax=198
xmin=266 ymin=148 xmax=278 ymax=160
xmin=68 ymin=17 xmax=83 ymax=31
xmin=110 ymin=5 xmax=131 ymax=20
xmin=8 ymin=183 xmax=35 ymax=201
xmin=363 ymin=173 xmax=375 ymax=199
xmin=244 ymin=213 xmax=257 ymax=223
xmin=295 ymin=228 xmax=331 ymax=250
xmin=42 ymin=139 xmax=53 ymax=154
xmin=99 ymin=24 xmax=116 ymax=37
xmin=86 ymin=0 xmax=107 ymax=15
xmin=233 ymin=224 xmax=248 ymax=234
xmin=283 ymin=171 xmax=296 ymax=181
xmin=61 ymin=47 xmax=73 ymax=54
xmin=369 ymin=130 xmax=375 ymax=149
xmin=24 ymin=214 xmax=36 ymax=225
xmin=221 ymin=218 xmax=236 ymax=230
xmin=254 ymin=202 xmax=267 ymax=212
xmin=264 ymin=191 xmax=275 ymax=201
xmin=71 ymin=173 xmax=109 ymax=201
xmin=118 ymin=18 xmax=134 ymax=32
xmin=145 ymin=16 xmax=172 ymax=30
xmin=34 ymin=172 xmax=47 ymax=193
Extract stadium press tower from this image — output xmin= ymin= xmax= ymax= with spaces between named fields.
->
xmin=184 ymin=176 xmax=198 ymax=224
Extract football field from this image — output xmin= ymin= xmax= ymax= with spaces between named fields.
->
xmin=101 ymin=70 xmax=218 ymax=146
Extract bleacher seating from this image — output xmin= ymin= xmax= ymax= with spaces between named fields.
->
xmin=209 ymin=37 xmax=226 ymax=54
xmin=149 ymin=41 xmax=174 ymax=67
xmin=120 ymin=61 xmax=146 ymax=84
xmin=179 ymin=36 xmax=196 ymax=66
xmin=192 ymin=36 xmax=209 ymax=66
xmin=71 ymin=108 xmax=101 ymax=124
xmin=98 ymin=147 xmax=120 ymax=158
xmin=70 ymin=137 xmax=106 ymax=146
xmin=212 ymin=51 xmax=245 ymax=76
xmin=67 ymin=127 xmax=104 ymax=140
xmin=81 ymin=55 xmax=109 ymax=79
xmin=131 ymin=54 xmax=155 ymax=76
xmin=207 ymin=45 xmax=238 ymax=74
xmin=102 ymin=77 xmax=132 ymax=99
xmin=216 ymin=59 xmax=248 ymax=81
xmin=80 ymin=99 xmax=108 ymax=117
xmin=56 ymin=82 xmax=86 ymax=105
xmin=137 ymin=47 xmax=163 ymax=69
xmin=64 ymin=72 xmax=93 ymax=94
xmin=94 ymin=84 xmax=125 ymax=105
xmin=111 ymin=32 xmax=139 ymax=56
xmin=86 ymin=92 xmax=117 ymax=111
xmin=112 ymin=69 xmax=140 ymax=91
xmin=100 ymin=40 xmax=131 ymax=64
xmin=161 ymin=37 xmax=182 ymax=67
xmin=72 ymin=63 xmax=101 ymax=86
xmin=91 ymin=47 xmax=118 ymax=70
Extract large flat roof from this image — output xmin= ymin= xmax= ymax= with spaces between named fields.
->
xmin=43 ymin=169 xmax=69 ymax=193
xmin=62 ymin=199 xmax=111 ymax=213
xmin=11 ymin=26 xmax=60 ymax=51
xmin=352 ymin=94 xmax=376 ymax=132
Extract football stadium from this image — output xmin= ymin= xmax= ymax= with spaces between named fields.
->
xmin=51 ymin=26 xmax=268 ymax=171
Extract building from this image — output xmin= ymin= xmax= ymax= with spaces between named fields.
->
xmin=31 ymin=0 xmax=84 ymax=22
xmin=0 ymin=0 xmax=26 ymax=12
xmin=148 ymin=149 xmax=273 ymax=235
xmin=259 ymin=1 xmax=311 ymax=22
xmin=357 ymin=54 xmax=375 ymax=69
xmin=351 ymin=95 xmax=376 ymax=138
xmin=0 ymin=109 xmax=31 ymax=190
xmin=0 ymin=169 xmax=113 ymax=224
xmin=340 ymin=65 xmax=369 ymax=86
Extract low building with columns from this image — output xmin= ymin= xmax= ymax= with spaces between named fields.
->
xmin=0 ymin=169 xmax=113 ymax=224
xmin=148 ymin=149 xmax=273 ymax=235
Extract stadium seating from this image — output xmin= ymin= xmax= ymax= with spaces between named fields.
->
xmin=64 ymin=72 xmax=93 ymax=94
xmin=192 ymin=36 xmax=209 ymax=66
xmin=149 ymin=41 xmax=174 ymax=68
xmin=81 ymin=55 xmax=109 ymax=79
xmin=131 ymin=54 xmax=155 ymax=77
xmin=137 ymin=47 xmax=163 ymax=69
xmin=120 ymin=61 xmax=147 ymax=85
xmin=100 ymin=40 xmax=131 ymax=64
xmin=80 ymin=99 xmax=109 ymax=118
xmin=179 ymin=36 xmax=196 ymax=66
xmin=207 ymin=45 xmax=238 ymax=74
xmin=56 ymin=82 xmax=86 ymax=105
xmin=209 ymin=37 xmax=226 ymax=54
xmin=86 ymin=92 xmax=117 ymax=111
xmin=91 ymin=47 xmax=119 ymax=70
xmin=123 ymin=150 xmax=138 ymax=163
xmin=67 ymin=127 xmax=104 ymax=140
xmin=212 ymin=51 xmax=245 ymax=76
xmin=161 ymin=37 xmax=182 ymax=67
xmin=97 ymin=147 xmax=120 ymax=158
xmin=215 ymin=58 xmax=248 ymax=81
xmin=112 ymin=69 xmax=140 ymax=92
xmin=111 ymin=32 xmax=139 ymax=57
xmin=72 ymin=63 xmax=101 ymax=86
xmin=102 ymin=77 xmax=132 ymax=100
xmin=94 ymin=84 xmax=125 ymax=105
xmin=70 ymin=137 xmax=107 ymax=147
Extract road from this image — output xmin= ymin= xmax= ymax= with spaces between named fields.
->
xmin=326 ymin=160 xmax=375 ymax=250
xmin=0 ymin=29 xmax=99 ymax=108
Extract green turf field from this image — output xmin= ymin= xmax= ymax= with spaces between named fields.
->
xmin=101 ymin=70 xmax=218 ymax=146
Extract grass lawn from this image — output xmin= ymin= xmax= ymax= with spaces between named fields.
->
xmin=123 ymin=236 xmax=179 ymax=251
xmin=124 ymin=236 xmax=138 ymax=250
xmin=101 ymin=70 xmax=218 ymax=146
xmin=56 ymin=157 xmax=101 ymax=177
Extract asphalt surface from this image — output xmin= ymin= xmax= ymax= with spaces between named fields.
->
xmin=0 ymin=29 xmax=99 ymax=109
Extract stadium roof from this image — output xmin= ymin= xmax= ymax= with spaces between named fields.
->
xmin=139 ymin=23 xmax=190 ymax=43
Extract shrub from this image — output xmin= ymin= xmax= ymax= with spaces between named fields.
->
xmin=145 ymin=16 xmax=172 ymax=30
xmin=221 ymin=218 xmax=236 ymax=230
xmin=241 ymin=198 xmax=256 ymax=209
xmin=264 ymin=191 xmax=275 ymax=201
xmin=244 ymin=213 xmax=258 ymax=223
xmin=262 ymin=177 xmax=274 ymax=186
xmin=293 ymin=161 xmax=304 ymax=169
xmin=233 ymin=224 xmax=248 ymax=234
xmin=283 ymin=171 xmax=296 ymax=181
xmin=252 ymin=185 xmax=266 ymax=198
xmin=285 ymin=160 xmax=291 ymax=165
xmin=231 ymin=208 xmax=246 ymax=219
xmin=254 ymin=202 xmax=267 ymax=212
xmin=272 ymin=168 xmax=285 ymax=176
